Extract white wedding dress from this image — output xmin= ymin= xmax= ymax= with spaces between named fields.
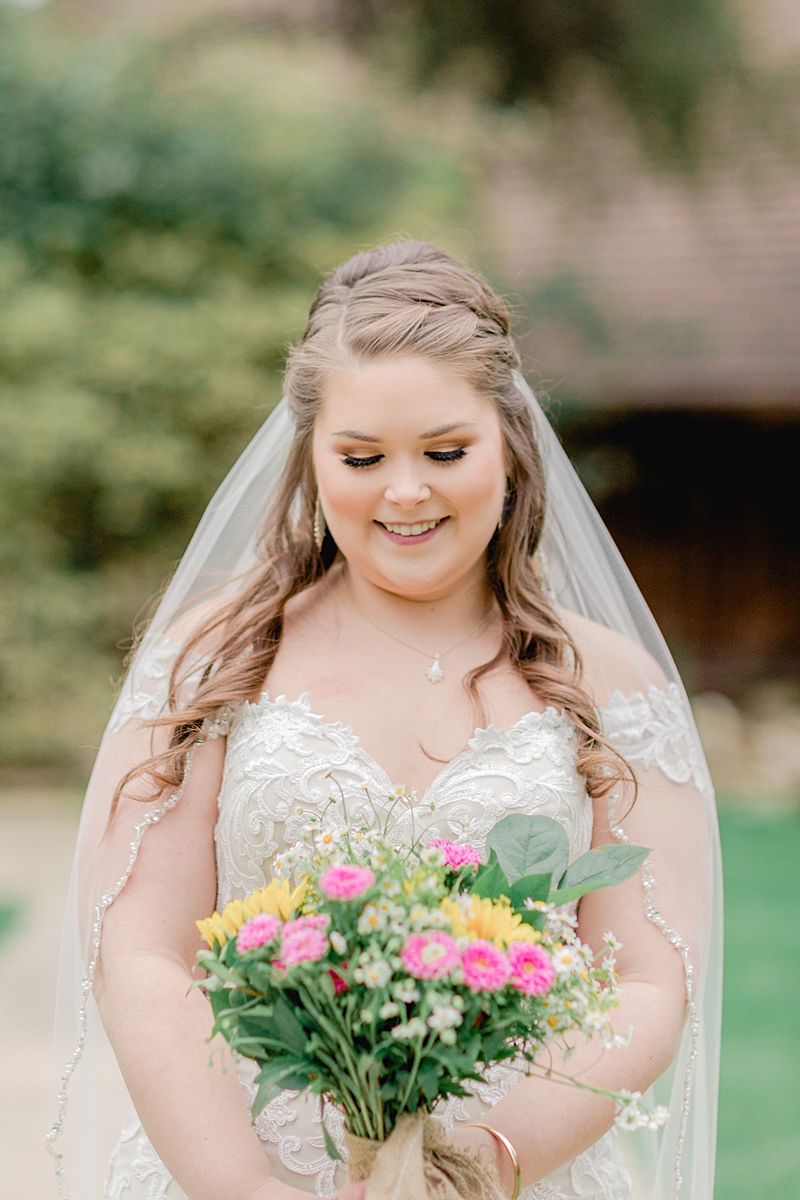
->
xmin=100 ymin=654 xmax=702 ymax=1200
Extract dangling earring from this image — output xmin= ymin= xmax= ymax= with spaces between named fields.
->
xmin=497 ymin=481 xmax=512 ymax=531
xmin=313 ymin=492 xmax=326 ymax=551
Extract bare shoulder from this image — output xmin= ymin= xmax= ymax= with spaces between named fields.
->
xmin=558 ymin=609 xmax=669 ymax=707
xmin=161 ymin=595 xmax=233 ymax=657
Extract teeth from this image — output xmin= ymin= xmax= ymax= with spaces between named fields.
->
xmin=383 ymin=519 xmax=442 ymax=537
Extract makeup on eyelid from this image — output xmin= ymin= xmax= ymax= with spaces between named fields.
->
xmin=343 ymin=448 xmax=467 ymax=468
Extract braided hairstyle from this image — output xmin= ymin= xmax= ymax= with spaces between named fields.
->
xmin=114 ymin=242 xmax=629 ymax=812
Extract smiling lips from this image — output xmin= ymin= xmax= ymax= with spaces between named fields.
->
xmin=378 ymin=516 xmax=448 ymax=542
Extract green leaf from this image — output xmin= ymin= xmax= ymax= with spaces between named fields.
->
xmin=208 ymin=988 xmax=235 ymax=1021
xmin=221 ymin=938 xmax=241 ymax=967
xmin=518 ymin=909 xmax=547 ymax=931
xmin=252 ymin=1059 xmax=312 ymax=1116
xmin=235 ymin=1003 xmax=277 ymax=1019
xmin=486 ymin=815 xmax=570 ymax=886
xmin=471 ymin=850 xmax=510 ymax=900
xmin=508 ymin=872 xmax=551 ymax=909
xmin=323 ymin=1122 xmax=342 ymax=1161
xmin=417 ymin=1059 xmax=441 ymax=1103
xmin=318 ymin=970 xmax=336 ymax=1002
xmin=195 ymin=952 xmax=247 ymax=988
xmin=193 ymin=974 xmax=222 ymax=992
xmin=269 ymin=996 xmax=310 ymax=1055
xmin=245 ymin=962 xmax=277 ymax=993
xmin=548 ymin=844 xmax=651 ymax=905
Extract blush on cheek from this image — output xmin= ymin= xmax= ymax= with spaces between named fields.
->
xmin=455 ymin=461 xmax=505 ymax=526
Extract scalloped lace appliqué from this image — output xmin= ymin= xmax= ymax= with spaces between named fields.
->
xmin=601 ymin=683 xmax=710 ymax=795
xmin=108 ymin=636 xmax=207 ymax=734
xmin=103 ymin=645 xmax=697 ymax=1200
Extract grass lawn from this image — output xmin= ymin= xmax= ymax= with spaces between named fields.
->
xmin=716 ymin=809 xmax=800 ymax=1199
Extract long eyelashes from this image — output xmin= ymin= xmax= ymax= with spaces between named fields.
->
xmin=426 ymin=448 xmax=466 ymax=463
xmin=343 ymin=454 xmax=382 ymax=468
xmin=342 ymin=448 xmax=467 ymax=469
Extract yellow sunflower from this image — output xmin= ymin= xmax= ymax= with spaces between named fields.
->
xmin=441 ymin=894 xmax=538 ymax=947
xmin=196 ymin=878 xmax=307 ymax=949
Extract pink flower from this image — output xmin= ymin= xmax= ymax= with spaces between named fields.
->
xmin=427 ymin=838 xmax=482 ymax=871
xmin=236 ymin=912 xmax=281 ymax=953
xmin=508 ymin=942 xmax=556 ymax=996
xmin=329 ymin=965 xmax=349 ymax=994
xmin=319 ymin=864 xmax=376 ymax=901
xmin=281 ymin=925 xmax=328 ymax=967
xmin=283 ymin=914 xmax=330 ymax=935
xmin=401 ymin=931 xmax=461 ymax=981
xmin=461 ymin=940 xmax=511 ymax=992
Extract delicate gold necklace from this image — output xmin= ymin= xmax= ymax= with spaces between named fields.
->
xmin=347 ymin=586 xmax=491 ymax=684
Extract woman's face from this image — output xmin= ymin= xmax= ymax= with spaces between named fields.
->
xmin=312 ymin=355 xmax=507 ymax=600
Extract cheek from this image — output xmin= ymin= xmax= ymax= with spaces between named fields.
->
xmin=451 ymin=452 xmax=506 ymax=522
xmin=328 ymin=481 xmax=374 ymax=524
xmin=314 ymin=454 xmax=374 ymax=525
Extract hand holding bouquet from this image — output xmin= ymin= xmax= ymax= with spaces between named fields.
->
xmin=195 ymin=796 xmax=665 ymax=1200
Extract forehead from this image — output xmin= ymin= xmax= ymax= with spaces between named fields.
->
xmin=315 ymin=355 xmax=496 ymax=434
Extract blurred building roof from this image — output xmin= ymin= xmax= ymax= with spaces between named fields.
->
xmin=489 ymin=138 xmax=800 ymax=409
xmin=486 ymin=0 xmax=800 ymax=410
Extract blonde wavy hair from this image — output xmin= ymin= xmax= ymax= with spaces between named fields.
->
xmin=114 ymin=241 xmax=630 ymax=812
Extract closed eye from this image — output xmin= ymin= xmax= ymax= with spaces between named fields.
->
xmin=343 ymin=453 xmax=383 ymax=468
xmin=343 ymin=447 xmax=466 ymax=467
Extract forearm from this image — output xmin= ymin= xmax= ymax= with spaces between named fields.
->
xmin=97 ymin=953 xmax=275 ymax=1200
xmin=458 ymin=980 xmax=684 ymax=1191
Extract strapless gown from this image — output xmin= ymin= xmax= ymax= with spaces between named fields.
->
xmin=102 ymin=684 xmax=690 ymax=1200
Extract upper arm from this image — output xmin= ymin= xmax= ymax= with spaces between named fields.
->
xmin=577 ymin=795 xmax=687 ymax=1011
xmin=559 ymin=609 xmax=669 ymax=708
xmin=95 ymin=733 xmax=225 ymax=989
xmin=563 ymin=610 xmax=710 ymax=1025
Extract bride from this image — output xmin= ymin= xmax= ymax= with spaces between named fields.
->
xmin=47 ymin=242 xmax=721 ymax=1200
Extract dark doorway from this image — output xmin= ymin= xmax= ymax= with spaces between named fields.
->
xmin=559 ymin=409 xmax=800 ymax=696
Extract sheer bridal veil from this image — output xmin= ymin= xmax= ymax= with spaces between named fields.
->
xmin=47 ymin=373 xmax=722 ymax=1200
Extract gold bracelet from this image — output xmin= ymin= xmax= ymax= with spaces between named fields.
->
xmin=464 ymin=1122 xmax=521 ymax=1200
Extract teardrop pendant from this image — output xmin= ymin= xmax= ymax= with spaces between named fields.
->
xmin=426 ymin=655 xmax=444 ymax=683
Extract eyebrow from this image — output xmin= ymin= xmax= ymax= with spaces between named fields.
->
xmin=330 ymin=429 xmax=381 ymax=443
xmin=330 ymin=421 xmax=476 ymax=442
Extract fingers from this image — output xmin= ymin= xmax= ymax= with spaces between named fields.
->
xmin=335 ymin=1181 xmax=368 ymax=1200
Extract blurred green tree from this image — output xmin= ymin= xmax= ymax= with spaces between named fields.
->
xmin=335 ymin=0 xmax=741 ymax=159
xmin=0 ymin=10 xmax=470 ymax=770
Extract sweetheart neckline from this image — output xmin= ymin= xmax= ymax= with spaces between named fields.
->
xmin=239 ymin=690 xmax=573 ymax=803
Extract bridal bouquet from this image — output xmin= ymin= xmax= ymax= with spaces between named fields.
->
xmin=195 ymin=795 xmax=662 ymax=1199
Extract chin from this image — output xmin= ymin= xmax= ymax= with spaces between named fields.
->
xmin=371 ymin=562 xmax=461 ymax=599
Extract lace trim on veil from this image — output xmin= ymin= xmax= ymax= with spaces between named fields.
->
xmin=44 ymin=753 xmax=198 ymax=1198
xmin=601 ymin=688 xmax=704 ymax=1199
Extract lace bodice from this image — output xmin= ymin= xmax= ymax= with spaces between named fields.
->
xmin=214 ymin=691 xmax=593 ymax=910
xmin=103 ymin=639 xmax=706 ymax=1200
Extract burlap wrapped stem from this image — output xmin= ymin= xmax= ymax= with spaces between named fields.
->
xmin=345 ymin=1112 xmax=508 ymax=1200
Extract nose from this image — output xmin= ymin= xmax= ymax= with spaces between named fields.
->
xmin=383 ymin=463 xmax=432 ymax=510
